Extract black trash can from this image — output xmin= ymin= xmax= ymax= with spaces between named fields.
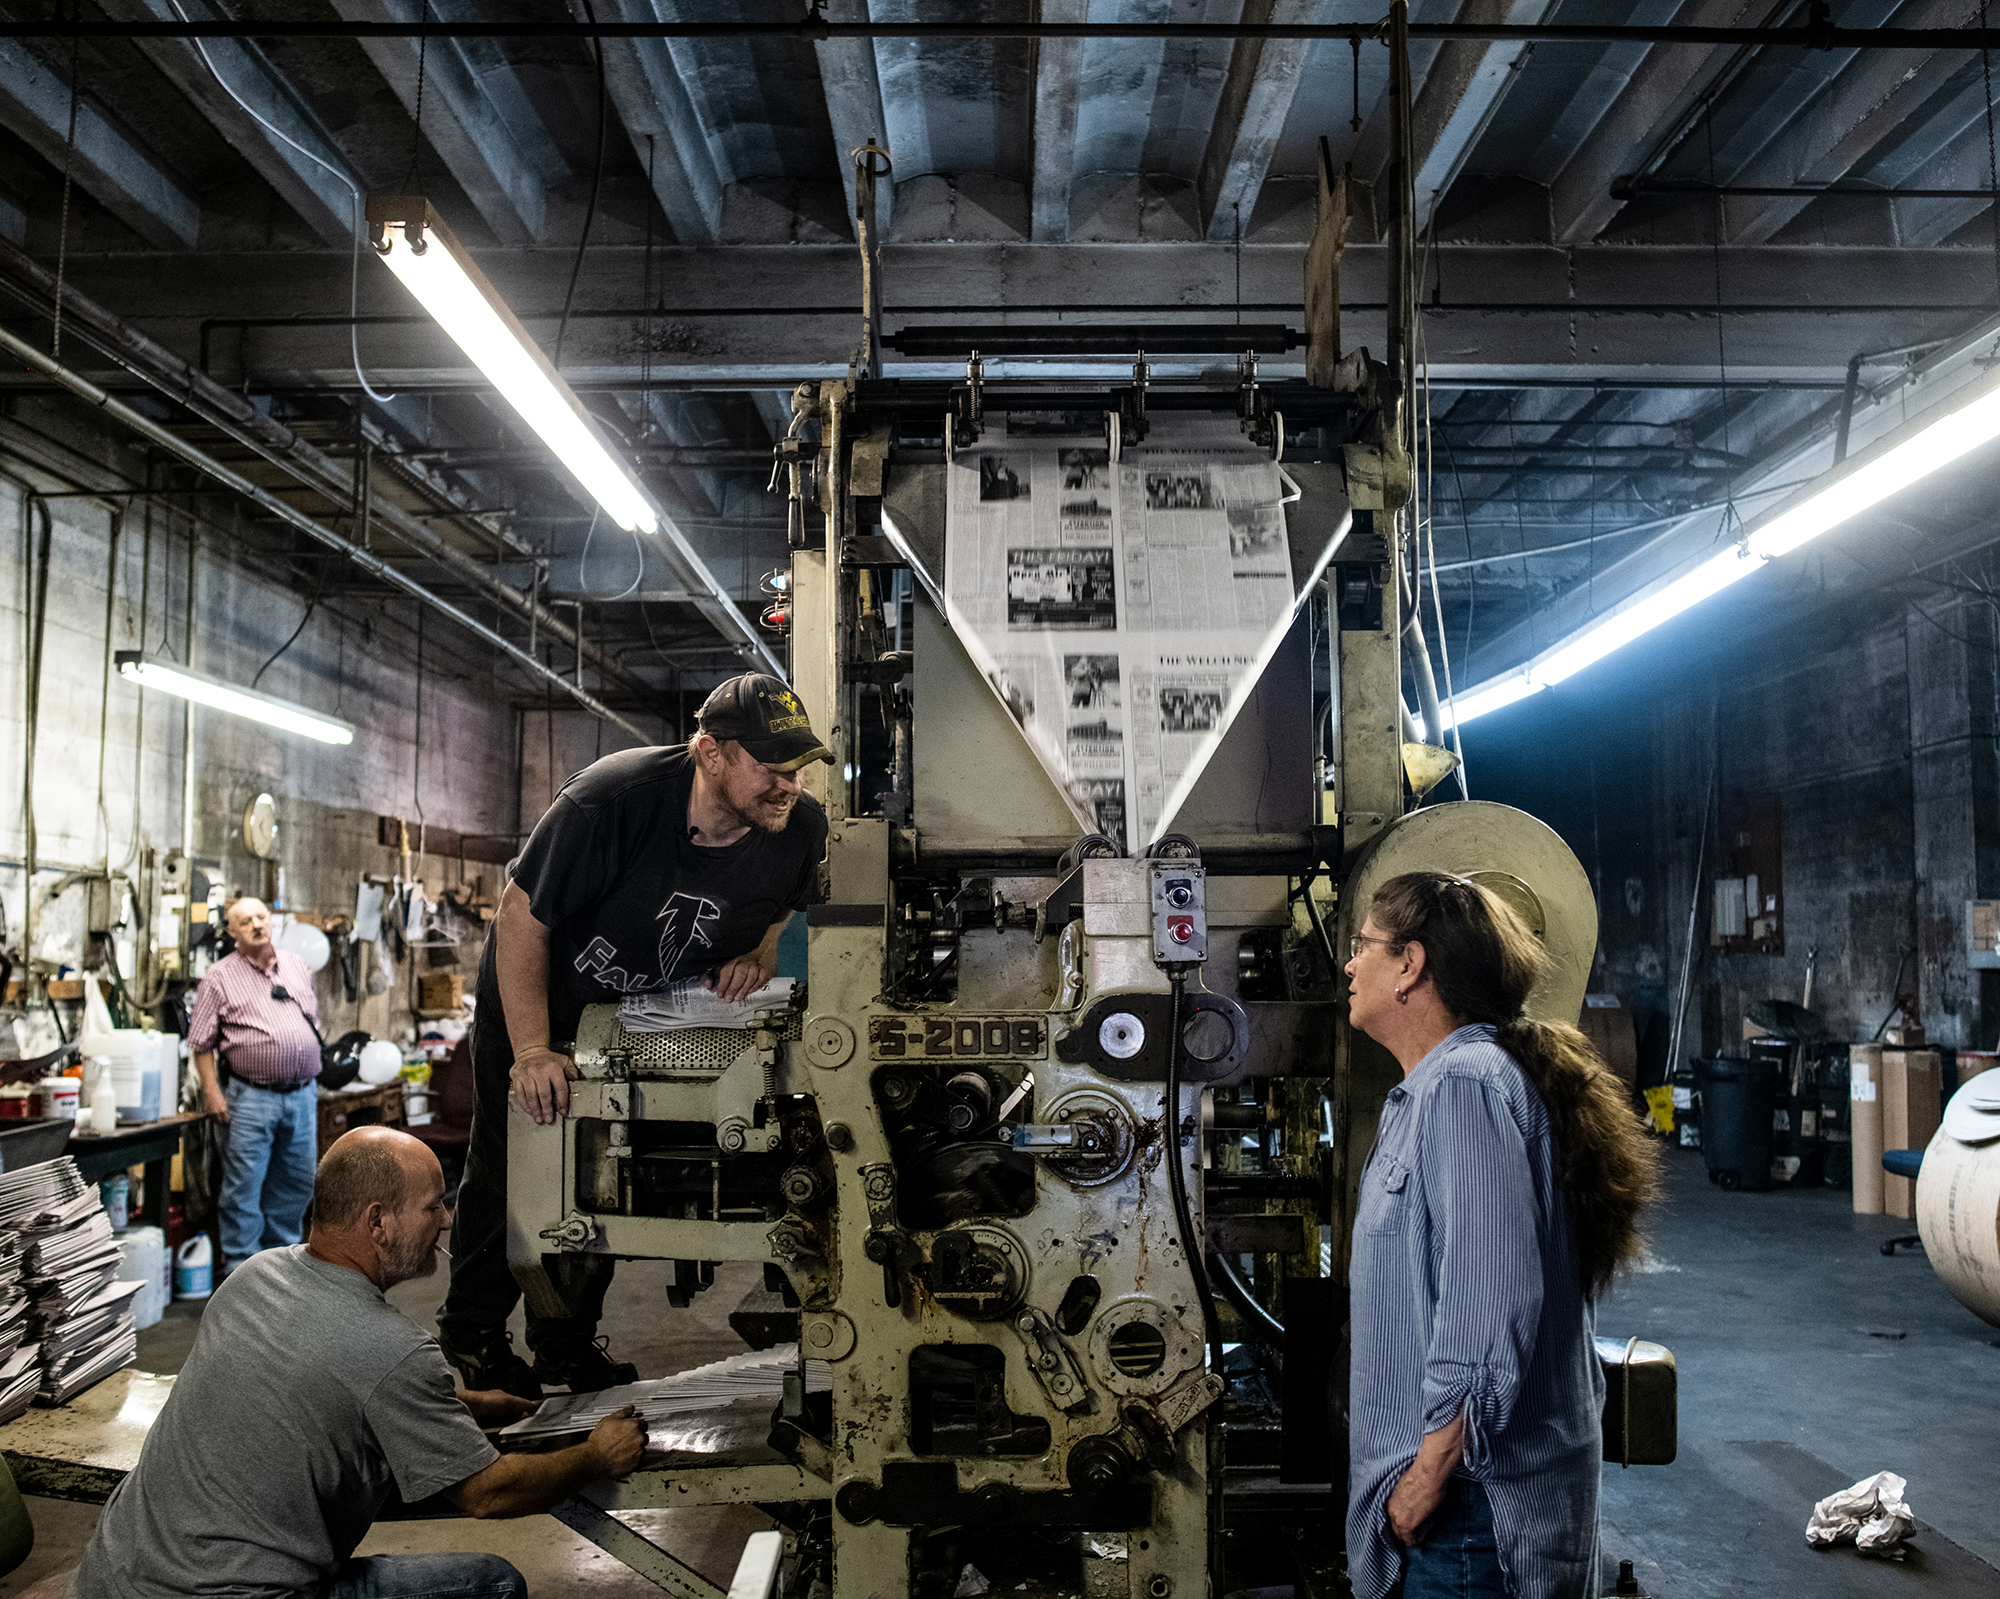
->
xmin=1698 ymin=1056 xmax=1780 ymax=1191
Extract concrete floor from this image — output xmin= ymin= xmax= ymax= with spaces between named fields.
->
xmin=3 ymin=1148 xmax=1995 ymax=1598
xmin=1598 ymin=1146 xmax=2000 ymax=1596
xmin=0 ymin=1256 xmax=779 ymax=1599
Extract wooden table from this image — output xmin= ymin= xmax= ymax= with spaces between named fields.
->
xmin=65 ymin=1113 xmax=207 ymax=1230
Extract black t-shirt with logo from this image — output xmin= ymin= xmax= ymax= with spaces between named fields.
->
xmin=475 ymin=744 xmax=826 ymax=1044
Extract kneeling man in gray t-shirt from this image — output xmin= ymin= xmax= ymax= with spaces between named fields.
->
xmin=77 ymin=1127 xmax=646 ymax=1599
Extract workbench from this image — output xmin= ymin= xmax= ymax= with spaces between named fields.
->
xmin=64 ymin=1114 xmax=207 ymax=1232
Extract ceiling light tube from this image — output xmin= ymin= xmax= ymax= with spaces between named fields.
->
xmin=1446 ymin=545 xmax=1759 ymax=730
xmin=1447 ymin=339 xmax=2000 ymax=731
xmin=366 ymin=195 xmax=658 ymax=534
xmin=116 ymin=651 xmax=355 ymax=745
xmin=1748 ymin=368 xmax=2000 ymax=560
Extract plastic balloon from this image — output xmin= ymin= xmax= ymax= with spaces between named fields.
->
xmin=357 ymin=1039 xmax=404 ymax=1086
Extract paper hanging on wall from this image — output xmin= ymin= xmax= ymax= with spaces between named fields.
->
xmin=353 ymin=881 xmax=384 ymax=943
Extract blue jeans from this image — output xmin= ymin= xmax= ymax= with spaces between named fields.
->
xmin=325 ymin=1553 xmax=525 ymax=1599
xmin=1400 ymin=1476 xmax=1508 ymax=1599
xmin=219 ymin=1075 xmax=318 ymax=1269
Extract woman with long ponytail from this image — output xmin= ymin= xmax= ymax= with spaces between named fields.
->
xmin=1343 ymin=871 xmax=1660 ymax=1599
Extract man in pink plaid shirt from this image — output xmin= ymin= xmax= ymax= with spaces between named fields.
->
xmin=189 ymin=897 xmax=325 ymax=1273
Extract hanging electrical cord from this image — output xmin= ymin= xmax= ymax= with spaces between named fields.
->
xmin=250 ymin=556 xmax=329 ymax=688
xmin=94 ymin=508 xmax=123 ymax=868
xmin=574 ymin=502 xmax=644 ymax=601
xmin=1982 ymin=0 xmax=1999 ymax=347
xmin=52 ymin=39 xmax=79 ymax=363
xmin=554 ymin=0 xmax=609 ymax=374
xmin=1704 ymin=98 xmax=1739 ymax=542
xmin=412 ymin=601 xmax=427 ymax=861
xmin=1163 ymin=973 xmax=1224 ymax=1372
xmin=168 ymin=0 xmax=397 ymax=406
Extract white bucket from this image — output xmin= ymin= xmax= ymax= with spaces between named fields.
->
xmin=174 ymin=1234 xmax=213 ymax=1301
xmin=33 ymin=1077 xmax=78 ymax=1120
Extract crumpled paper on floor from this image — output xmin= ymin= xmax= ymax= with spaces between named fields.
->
xmin=1806 ymin=1470 xmax=1917 ymax=1558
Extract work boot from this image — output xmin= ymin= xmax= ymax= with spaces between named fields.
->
xmin=438 ymin=1326 xmax=543 ymax=1402
xmin=532 ymin=1334 xmax=638 ymax=1393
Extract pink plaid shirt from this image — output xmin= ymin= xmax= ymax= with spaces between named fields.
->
xmin=187 ymin=948 xmax=323 ymax=1087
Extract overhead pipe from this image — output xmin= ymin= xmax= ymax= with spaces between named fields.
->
xmin=1614 ymin=177 xmax=2000 ymax=202
xmin=0 ymin=238 xmax=717 ymax=695
xmin=0 ymin=322 xmax=657 ymax=744
xmin=13 ymin=19 xmax=2000 ymax=49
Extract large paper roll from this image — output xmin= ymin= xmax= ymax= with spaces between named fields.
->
xmin=1851 ymin=1043 xmax=1884 ymax=1215
xmin=1916 ymin=1126 xmax=2000 ymax=1329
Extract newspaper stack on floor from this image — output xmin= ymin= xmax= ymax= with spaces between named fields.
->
xmin=499 ymin=1344 xmax=831 ymax=1444
xmin=5 ymin=1159 xmax=141 ymax=1406
xmin=0 ymin=1226 xmax=31 ymax=1424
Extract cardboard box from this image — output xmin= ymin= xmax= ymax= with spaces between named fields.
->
xmin=1881 ymin=1049 xmax=1942 ymax=1219
xmin=419 ymin=974 xmax=463 ymax=1012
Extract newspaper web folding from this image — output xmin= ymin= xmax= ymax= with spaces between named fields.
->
xmin=942 ymin=416 xmax=1320 ymax=855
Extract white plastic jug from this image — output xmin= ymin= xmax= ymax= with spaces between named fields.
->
xmin=120 ymin=1226 xmax=167 ymax=1329
xmin=93 ymin=1030 xmax=167 ymax=1124
xmin=174 ymin=1234 xmax=213 ymax=1301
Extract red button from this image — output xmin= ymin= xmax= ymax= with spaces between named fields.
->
xmin=1169 ymin=916 xmax=1195 ymax=943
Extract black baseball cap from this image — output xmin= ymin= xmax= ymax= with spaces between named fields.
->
xmin=696 ymin=674 xmax=835 ymax=771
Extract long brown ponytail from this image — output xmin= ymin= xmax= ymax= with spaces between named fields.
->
xmin=1371 ymin=871 xmax=1662 ymax=1300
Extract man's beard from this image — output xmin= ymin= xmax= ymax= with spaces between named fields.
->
xmin=382 ymin=1234 xmax=439 ymax=1287
xmin=723 ymin=788 xmax=796 ymax=834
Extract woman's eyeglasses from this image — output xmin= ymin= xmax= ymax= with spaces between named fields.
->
xmin=1348 ymin=935 xmax=1397 ymax=960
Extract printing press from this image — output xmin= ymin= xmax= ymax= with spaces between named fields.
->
xmin=504 ymin=145 xmax=1601 ymax=1599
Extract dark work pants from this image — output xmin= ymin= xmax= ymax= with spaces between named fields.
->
xmin=437 ymin=1008 xmax=614 ymax=1356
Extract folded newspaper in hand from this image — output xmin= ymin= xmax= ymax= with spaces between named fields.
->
xmin=617 ymin=978 xmax=796 ymax=1034
xmin=499 ymin=1344 xmax=830 ymax=1441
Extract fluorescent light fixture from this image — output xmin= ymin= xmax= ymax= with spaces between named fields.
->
xmin=1748 ymin=372 xmax=2000 ymax=560
xmin=1445 ymin=546 xmax=1758 ymax=731
xmin=116 ymin=651 xmax=355 ymax=745
xmin=1449 ymin=362 xmax=2000 ymax=730
xmin=366 ymin=195 xmax=657 ymax=534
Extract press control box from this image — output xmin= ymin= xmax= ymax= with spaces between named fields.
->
xmin=1149 ymin=861 xmax=1208 ymax=965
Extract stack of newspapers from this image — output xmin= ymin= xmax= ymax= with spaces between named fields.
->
xmin=0 ymin=1159 xmax=140 ymax=1407
xmin=0 ymin=1224 xmax=31 ymax=1424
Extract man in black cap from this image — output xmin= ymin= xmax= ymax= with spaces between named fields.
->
xmin=436 ymin=673 xmax=831 ymax=1397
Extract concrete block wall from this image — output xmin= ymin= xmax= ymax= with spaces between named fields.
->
xmin=1472 ymin=584 xmax=2000 ymax=1061
xmin=0 ymin=399 xmax=533 ymax=1046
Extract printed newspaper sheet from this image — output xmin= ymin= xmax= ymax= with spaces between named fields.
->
xmin=944 ymin=416 xmax=1299 ymax=852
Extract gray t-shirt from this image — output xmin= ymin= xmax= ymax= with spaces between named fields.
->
xmin=77 ymin=1246 xmax=498 ymax=1599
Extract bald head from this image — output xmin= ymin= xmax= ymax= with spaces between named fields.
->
xmin=309 ymin=1128 xmax=451 ymax=1290
xmin=314 ymin=1127 xmax=431 ymax=1228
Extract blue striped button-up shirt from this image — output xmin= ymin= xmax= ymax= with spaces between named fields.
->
xmin=1347 ymin=1024 xmax=1603 ymax=1599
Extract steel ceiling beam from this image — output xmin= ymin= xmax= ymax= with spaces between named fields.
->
xmin=1194 ymin=0 xmax=1322 ymax=243
xmin=593 ymin=0 xmax=724 ymax=245
xmin=1406 ymin=0 xmax=1553 ymax=234
xmin=98 ymin=0 xmax=357 ymax=248
xmin=0 ymin=320 xmax=657 ymax=742
xmin=0 ymin=37 xmax=200 ymax=249
xmin=0 ymin=235 xmax=658 ymax=696
xmin=330 ymin=0 xmax=565 ymax=246
xmin=815 ymin=0 xmax=891 ymax=245
xmin=15 ymin=20 xmax=2000 ymax=47
xmin=1547 ymin=0 xmax=1795 ymax=244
